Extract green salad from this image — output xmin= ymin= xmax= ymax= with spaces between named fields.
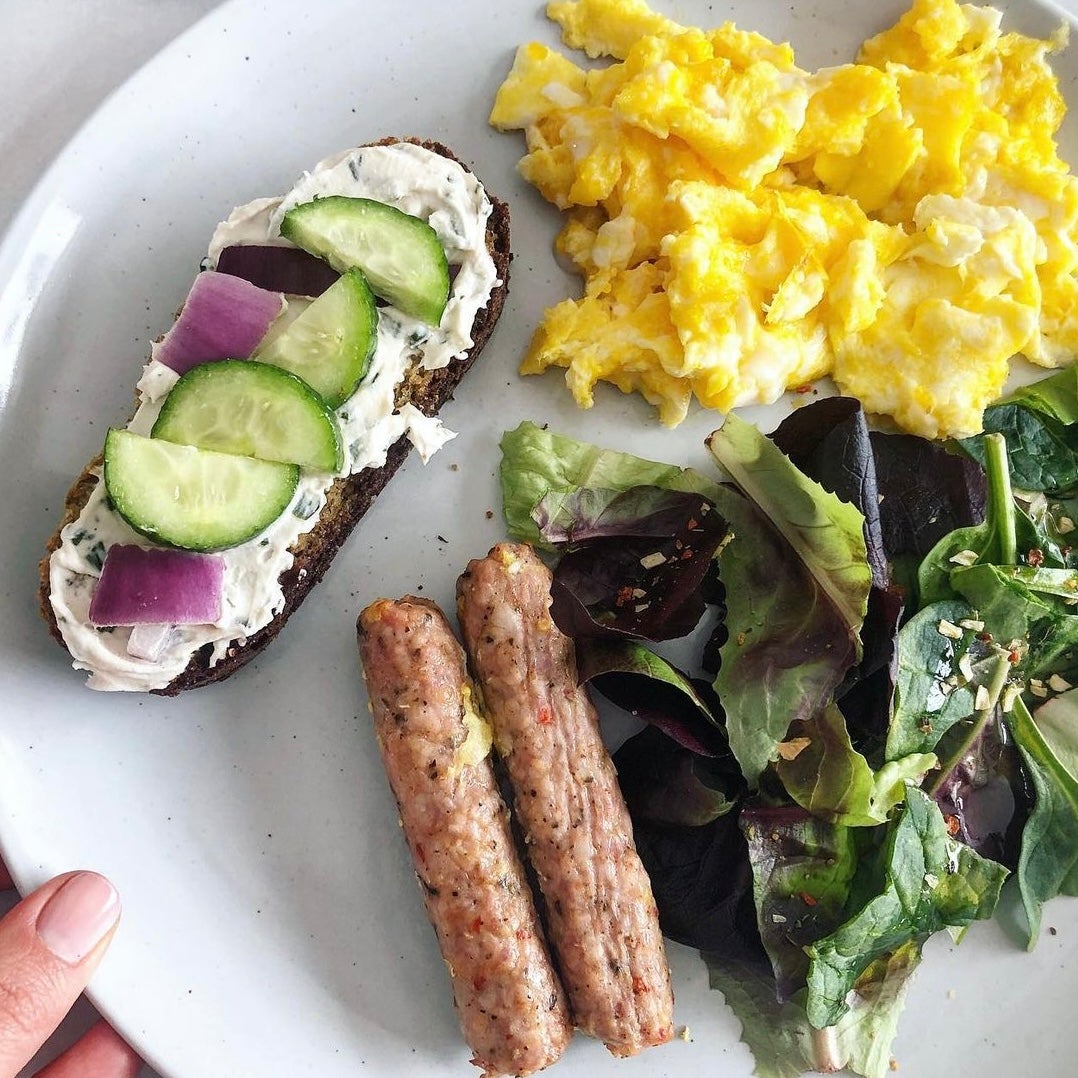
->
xmin=498 ymin=369 xmax=1078 ymax=1077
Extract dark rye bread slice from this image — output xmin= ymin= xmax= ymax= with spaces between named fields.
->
xmin=39 ymin=137 xmax=511 ymax=696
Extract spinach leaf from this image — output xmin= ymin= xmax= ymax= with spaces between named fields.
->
xmin=1006 ymin=694 xmax=1078 ymax=947
xmin=708 ymin=415 xmax=872 ymax=784
xmin=805 ymin=787 xmax=1007 ymax=1028
xmin=918 ymin=433 xmax=1017 ymax=604
xmin=959 ymin=369 xmax=1078 ymax=493
xmin=774 ymin=705 xmax=936 ymax=827
xmin=950 ymin=563 xmax=1078 ymax=684
xmin=930 ymin=704 xmax=1021 ymax=865
xmin=1001 ymin=367 xmax=1078 ymax=425
xmin=885 ymin=600 xmax=979 ymax=759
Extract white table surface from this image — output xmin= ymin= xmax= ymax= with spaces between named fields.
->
xmin=0 ymin=4 xmax=220 ymax=1073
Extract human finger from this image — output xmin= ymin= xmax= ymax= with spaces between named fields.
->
xmin=32 ymin=1019 xmax=141 ymax=1078
xmin=0 ymin=871 xmax=120 ymax=1077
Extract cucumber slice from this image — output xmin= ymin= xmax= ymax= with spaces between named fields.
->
xmin=281 ymin=197 xmax=450 ymax=325
xmin=254 ymin=270 xmax=376 ymax=407
xmin=104 ymin=428 xmax=299 ymax=552
xmin=152 ymin=360 xmax=343 ymax=473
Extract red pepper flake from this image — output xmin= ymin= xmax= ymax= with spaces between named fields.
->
xmin=977 ymin=631 xmax=993 ymax=642
xmin=795 ymin=383 xmax=815 ymax=394
xmin=537 ymin=706 xmax=554 ymax=726
xmin=471 ymin=916 xmax=484 ymax=933
xmin=945 ymin=814 xmax=961 ymax=837
xmin=800 ymin=892 xmax=818 ymax=907
xmin=632 ymin=975 xmax=649 ymax=994
xmin=615 ymin=585 xmax=633 ymax=607
xmin=687 ymin=517 xmax=699 ymax=530
xmin=1009 ymin=649 xmax=1021 ymax=664
xmin=680 ymin=548 xmax=694 ymax=560
xmin=1028 ymin=548 xmax=1046 ymax=568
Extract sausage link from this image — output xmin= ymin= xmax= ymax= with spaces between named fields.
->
xmin=358 ymin=596 xmax=572 ymax=1077
xmin=456 ymin=545 xmax=674 ymax=1056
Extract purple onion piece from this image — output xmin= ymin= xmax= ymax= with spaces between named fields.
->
xmin=155 ymin=271 xmax=284 ymax=375
xmin=89 ymin=545 xmax=225 ymax=626
xmin=215 ymin=245 xmax=341 ymax=297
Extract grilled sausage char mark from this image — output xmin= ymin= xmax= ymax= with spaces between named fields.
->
xmin=358 ymin=596 xmax=572 ymax=1078
xmin=456 ymin=544 xmax=675 ymax=1057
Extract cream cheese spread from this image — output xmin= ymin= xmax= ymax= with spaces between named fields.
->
xmin=49 ymin=141 xmax=499 ymax=691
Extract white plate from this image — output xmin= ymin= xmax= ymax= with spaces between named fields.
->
xmin=2 ymin=1 xmax=1078 ymax=1075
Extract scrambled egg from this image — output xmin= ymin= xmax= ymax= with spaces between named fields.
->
xmin=490 ymin=0 xmax=1078 ymax=438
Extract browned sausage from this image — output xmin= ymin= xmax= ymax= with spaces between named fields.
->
xmin=358 ymin=596 xmax=572 ymax=1077
xmin=456 ymin=545 xmax=675 ymax=1057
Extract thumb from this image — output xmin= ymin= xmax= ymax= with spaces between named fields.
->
xmin=0 ymin=871 xmax=121 ymax=1078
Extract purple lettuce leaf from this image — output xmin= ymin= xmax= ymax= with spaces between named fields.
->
xmin=548 ymin=488 xmax=727 ymax=641
xmin=869 ymin=431 xmax=988 ymax=562
xmin=612 ymin=723 xmax=741 ymax=826
xmin=770 ymin=397 xmax=887 ymax=589
xmin=740 ymin=803 xmax=857 ymax=1000
xmin=576 ymin=638 xmax=727 ymax=756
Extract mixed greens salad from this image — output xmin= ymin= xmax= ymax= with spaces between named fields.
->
xmin=499 ymin=370 xmax=1078 ymax=1077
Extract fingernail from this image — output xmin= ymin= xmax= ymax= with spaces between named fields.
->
xmin=36 ymin=872 xmax=120 ymax=964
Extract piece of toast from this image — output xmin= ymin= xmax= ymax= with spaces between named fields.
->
xmin=39 ymin=137 xmax=511 ymax=695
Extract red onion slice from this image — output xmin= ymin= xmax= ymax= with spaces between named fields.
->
xmin=215 ymin=245 xmax=340 ymax=297
xmin=89 ymin=545 xmax=225 ymax=626
xmin=155 ymin=271 xmax=284 ymax=375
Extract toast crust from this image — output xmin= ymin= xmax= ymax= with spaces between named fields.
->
xmin=39 ymin=137 xmax=511 ymax=695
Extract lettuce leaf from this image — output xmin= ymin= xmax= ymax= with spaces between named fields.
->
xmin=707 ymin=414 xmax=872 ymax=784
xmin=705 ymin=947 xmax=919 ymax=1078
xmin=499 ymin=422 xmax=721 ymax=548
xmin=614 ymin=724 xmax=740 ymax=826
xmin=577 ymin=638 xmax=728 ymax=756
xmin=774 ymin=705 xmax=936 ymax=828
xmin=547 ymin=489 xmax=727 ymax=641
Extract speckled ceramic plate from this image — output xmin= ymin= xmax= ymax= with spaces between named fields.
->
xmin=2 ymin=1 xmax=1078 ymax=1075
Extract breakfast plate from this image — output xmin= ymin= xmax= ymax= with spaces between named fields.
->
xmin=3 ymin=0 xmax=1078 ymax=1076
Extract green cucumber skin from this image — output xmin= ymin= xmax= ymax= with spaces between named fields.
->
xmin=255 ymin=270 xmax=376 ymax=409
xmin=151 ymin=359 xmax=344 ymax=473
xmin=281 ymin=196 xmax=450 ymax=325
xmin=104 ymin=428 xmax=300 ymax=553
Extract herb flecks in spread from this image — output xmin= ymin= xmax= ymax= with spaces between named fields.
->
xmin=49 ymin=142 xmax=499 ymax=691
xmin=492 ymin=0 xmax=1078 ymax=438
